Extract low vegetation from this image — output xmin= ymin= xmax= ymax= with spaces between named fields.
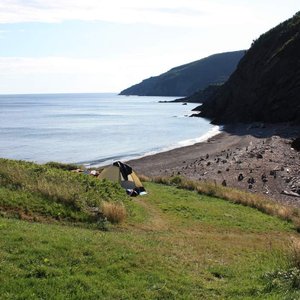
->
xmin=101 ymin=202 xmax=127 ymax=224
xmin=1 ymin=159 xmax=300 ymax=298
xmin=0 ymin=158 xmax=128 ymax=225
xmin=152 ymin=175 xmax=300 ymax=231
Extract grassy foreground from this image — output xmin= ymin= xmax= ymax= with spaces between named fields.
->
xmin=1 ymin=176 xmax=300 ymax=299
xmin=0 ymin=158 xmax=128 ymax=226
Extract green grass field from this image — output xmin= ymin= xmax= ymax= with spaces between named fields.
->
xmin=1 ymin=177 xmax=299 ymax=299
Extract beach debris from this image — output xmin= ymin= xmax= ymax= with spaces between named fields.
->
xmin=90 ymin=170 xmax=99 ymax=176
xmin=285 ymin=177 xmax=291 ymax=183
xmin=226 ymin=168 xmax=230 ymax=172
xmin=71 ymin=168 xmax=83 ymax=173
xmin=247 ymin=177 xmax=255 ymax=184
xmin=238 ymin=173 xmax=244 ymax=181
xmin=281 ymin=190 xmax=300 ymax=198
xmin=270 ymin=170 xmax=277 ymax=178
xmin=217 ymin=170 xmax=222 ymax=174
xmin=261 ymin=173 xmax=268 ymax=183
xmin=206 ymin=154 xmax=209 ymax=159
xmin=221 ymin=180 xmax=227 ymax=186
xmin=207 ymin=162 xmax=211 ymax=166
xmin=248 ymin=184 xmax=253 ymax=189
xmin=256 ymin=153 xmax=263 ymax=159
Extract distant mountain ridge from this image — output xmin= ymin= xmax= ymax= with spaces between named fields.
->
xmin=196 ymin=12 xmax=300 ymax=124
xmin=120 ymin=50 xmax=245 ymax=96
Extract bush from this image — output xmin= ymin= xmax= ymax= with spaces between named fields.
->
xmin=290 ymin=237 xmax=300 ymax=269
xmin=44 ymin=161 xmax=80 ymax=171
xmin=264 ymin=268 xmax=300 ymax=292
xmin=101 ymin=202 xmax=126 ymax=224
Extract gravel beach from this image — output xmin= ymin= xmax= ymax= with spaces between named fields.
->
xmin=128 ymin=123 xmax=300 ymax=207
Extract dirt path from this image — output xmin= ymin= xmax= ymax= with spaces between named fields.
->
xmin=133 ymin=198 xmax=169 ymax=231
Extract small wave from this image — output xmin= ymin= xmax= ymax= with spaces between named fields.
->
xmin=141 ymin=125 xmax=222 ymax=157
xmin=77 ymin=153 xmax=141 ymax=168
xmin=82 ymin=126 xmax=222 ymax=167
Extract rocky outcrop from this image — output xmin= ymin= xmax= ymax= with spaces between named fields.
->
xmin=120 ymin=51 xmax=245 ymax=96
xmin=196 ymin=12 xmax=300 ymax=124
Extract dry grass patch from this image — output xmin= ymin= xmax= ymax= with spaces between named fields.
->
xmin=101 ymin=202 xmax=126 ymax=224
xmin=290 ymin=237 xmax=300 ymax=269
xmin=137 ymin=174 xmax=151 ymax=182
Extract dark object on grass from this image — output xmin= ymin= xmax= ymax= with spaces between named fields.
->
xmin=126 ymin=189 xmax=139 ymax=197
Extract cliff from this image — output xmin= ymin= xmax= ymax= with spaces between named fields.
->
xmin=197 ymin=12 xmax=300 ymax=124
xmin=120 ymin=50 xmax=244 ymax=96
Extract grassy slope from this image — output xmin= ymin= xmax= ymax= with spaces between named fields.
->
xmin=0 ymin=182 xmax=298 ymax=299
xmin=0 ymin=158 xmax=128 ymax=226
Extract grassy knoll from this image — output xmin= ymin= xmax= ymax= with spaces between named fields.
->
xmin=1 ymin=179 xmax=299 ymax=299
xmin=0 ymin=158 xmax=128 ymax=225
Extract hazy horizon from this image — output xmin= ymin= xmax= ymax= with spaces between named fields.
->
xmin=0 ymin=0 xmax=299 ymax=94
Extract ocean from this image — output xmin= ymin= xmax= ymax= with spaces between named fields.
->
xmin=0 ymin=93 xmax=218 ymax=167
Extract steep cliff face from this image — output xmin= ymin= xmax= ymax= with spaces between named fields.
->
xmin=197 ymin=12 xmax=300 ymax=124
xmin=120 ymin=51 xmax=244 ymax=96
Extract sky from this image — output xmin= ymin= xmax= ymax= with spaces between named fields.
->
xmin=0 ymin=0 xmax=299 ymax=94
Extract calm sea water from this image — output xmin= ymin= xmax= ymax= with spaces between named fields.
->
xmin=0 ymin=93 xmax=217 ymax=167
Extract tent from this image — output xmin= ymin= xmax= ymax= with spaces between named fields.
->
xmin=98 ymin=161 xmax=146 ymax=195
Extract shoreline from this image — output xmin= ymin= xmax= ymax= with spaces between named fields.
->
xmin=86 ymin=125 xmax=221 ymax=168
xmin=128 ymin=123 xmax=300 ymax=208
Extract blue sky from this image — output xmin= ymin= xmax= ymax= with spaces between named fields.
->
xmin=0 ymin=0 xmax=299 ymax=94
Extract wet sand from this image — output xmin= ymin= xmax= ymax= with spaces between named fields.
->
xmin=128 ymin=123 xmax=300 ymax=207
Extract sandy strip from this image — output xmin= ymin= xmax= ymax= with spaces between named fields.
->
xmin=128 ymin=124 xmax=300 ymax=207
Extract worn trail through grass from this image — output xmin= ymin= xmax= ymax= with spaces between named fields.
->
xmin=133 ymin=197 xmax=169 ymax=231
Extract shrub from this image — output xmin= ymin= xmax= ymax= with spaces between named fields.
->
xmin=290 ymin=237 xmax=300 ymax=269
xmin=138 ymin=174 xmax=150 ymax=182
xmin=264 ymin=268 xmax=300 ymax=292
xmin=169 ymin=175 xmax=183 ymax=185
xmin=101 ymin=202 xmax=126 ymax=224
xmin=44 ymin=161 xmax=80 ymax=171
